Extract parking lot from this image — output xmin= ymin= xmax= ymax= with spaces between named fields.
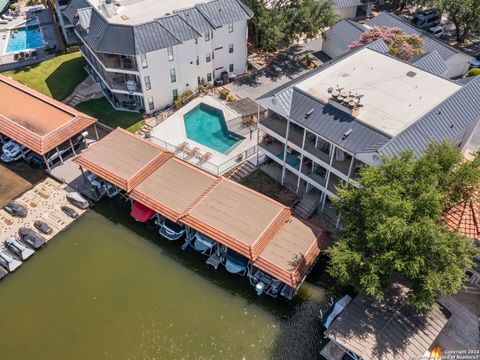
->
xmin=0 ymin=162 xmax=45 ymax=208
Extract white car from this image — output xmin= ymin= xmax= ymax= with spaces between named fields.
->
xmin=1 ymin=141 xmax=29 ymax=162
xmin=429 ymin=25 xmax=445 ymax=38
xmin=470 ymin=55 xmax=480 ymax=69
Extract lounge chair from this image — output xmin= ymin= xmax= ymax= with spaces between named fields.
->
xmin=201 ymin=152 xmax=213 ymax=162
xmin=189 ymin=147 xmax=200 ymax=158
xmin=177 ymin=141 xmax=190 ymax=152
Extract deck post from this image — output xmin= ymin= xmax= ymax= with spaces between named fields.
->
xmin=69 ymin=138 xmax=77 ymax=156
xmin=93 ymin=123 xmax=100 ymax=140
xmin=43 ymin=154 xmax=51 ymax=172
xmin=56 ymin=146 xmax=64 ymax=164
xmin=79 ymin=165 xmax=87 ymax=182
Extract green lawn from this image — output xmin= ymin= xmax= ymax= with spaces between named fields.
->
xmin=2 ymin=52 xmax=87 ymax=101
xmin=75 ymin=98 xmax=145 ymax=133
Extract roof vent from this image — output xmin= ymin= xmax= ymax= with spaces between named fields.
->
xmin=342 ymin=129 xmax=353 ymax=140
xmin=305 ymin=108 xmax=315 ymax=119
xmin=121 ymin=14 xmax=129 ymax=20
xmin=406 ymin=71 xmax=417 ymax=78
xmin=327 ymin=87 xmax=334 ymax=93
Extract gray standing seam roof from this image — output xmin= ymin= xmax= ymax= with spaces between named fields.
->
xmin=380 ymin=77 xmax=480 ymax=157
xmin=366 ymin=12 xmax=462 ymax=61
xmin=324 ymin=20 xmax=365 ymax=52
xmin=63 ymin=0 xmax=253 ymax=55
xmin=333 ymin=0 xmax=366 ymax=9
xmin=366 ymin=38 xmax=389 ymax=53
xmin=289 ymin=89 xmax=391 ymax=153
xmin=412 ymin=50 xmax=449 ymax=76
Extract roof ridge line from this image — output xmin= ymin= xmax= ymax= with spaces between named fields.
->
xmin=156 ymin=19 xmax=184 ymax=44
xmin=178 ymin=177 xmax=223 ymax=220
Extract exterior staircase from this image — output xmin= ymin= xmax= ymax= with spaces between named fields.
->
xmin=293 ymin=195 xmax=318 ymax=219
xmin=225 ymin=160 xmax=256 ymax=182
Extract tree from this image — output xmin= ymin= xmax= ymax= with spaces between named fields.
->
xmin=434 ymin=0 xmax=480 ymax=43
xmin=349 ymin=27 xmax=424 ymax=61
xmin=244 ymin=0 xmax=337 ymax=51
xmin=327 ymin=142 xmax=479 ymax=309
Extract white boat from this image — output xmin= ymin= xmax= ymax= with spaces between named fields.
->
xmin=0 ymin=250 xmax=22 ymax=272
xmin=158 ymin=219 xmax=186 ymax=241
xmin=66 ymin=192 xmax=89 ymax=209
xmin=1 ymin=141 xmax=29 ymax=163
xmin=192 ymin=232 xmax=216 ymax=255
xmin=5 ymin=237 xmax=35 ymax=261
xmin=322 ymin=295 xmax=352 ymax=329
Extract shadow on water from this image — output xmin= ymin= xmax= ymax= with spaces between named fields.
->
xmin=92 ymin=197 xmax=334 ymax=359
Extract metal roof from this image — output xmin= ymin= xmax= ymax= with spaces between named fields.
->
xmin=366 ymin=12 xmax=462 ymax=61
xmin=63 ymin=0 xmax=252 ymax=55
xmin=324 ymin=19 xmax=365 ymax=52
xmin=326 ymin=283 xmax=450 ymax=360
xmin=366 ymin=38 xmax=389 ymax=53
xmin=333 ymin=0 xmax=366 ymax=9
xmin=380 ymin=77 xmax=480 ymax=157
xmin=289 ymin=89 xmax=391 ymax=153
xmin=412 ymin=50 xmax=449 ymax=76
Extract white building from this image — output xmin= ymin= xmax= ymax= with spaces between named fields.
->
xmin=333 ymin=0 xmax=371 ymax=20
xmin=257 ymin=45 xmax=480 ymax=221
xmin=61 ymin=0 xmax=253 ymax=113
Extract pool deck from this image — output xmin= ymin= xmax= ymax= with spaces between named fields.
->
xmin=151 ymin=96 xmax=258 ymax=175
xmin=0 ymin=177 xmax=87 ymax=247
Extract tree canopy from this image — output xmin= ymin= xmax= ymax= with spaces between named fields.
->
xmin=244 ymin=0 xmax=337 ymax=51
xmin=434 ymin=0 xmax=480 ymax=43
xmin=349 ymin=27 xmax=424 ymax=61
xmin=327 ymin=142 xmax=479 ymax=309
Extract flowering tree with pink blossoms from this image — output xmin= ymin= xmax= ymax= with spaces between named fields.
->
xmin=349 ymin=27 xmax=424 ymax=61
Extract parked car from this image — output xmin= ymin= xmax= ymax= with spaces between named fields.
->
xmin=3 ymin=200 xmax=28 ymax=218
xmin=18 ymin=228 xmax=47 ymax=249
xmin=33 ymin=220 xmax=53 ymax=235
xmin=470 ymin=55 xmax=480 ymax=69
xmin=61 ymin=205 xmax=78 ymax=219
xmin=66 ymin=192 xmax=89 ymax=209
xmin=411 ymin=9 xmax=441 ymax=29
xmin=429 ymin=25 xmax=445 ymax=38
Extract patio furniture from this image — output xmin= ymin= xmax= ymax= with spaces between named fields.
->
xmin=177 ymin=142 xmax=190 ymax=153
xmin=200 ymin=152 xmax=212 ymax=162
xmin=189 ymin=147 xmax=200 ymax=158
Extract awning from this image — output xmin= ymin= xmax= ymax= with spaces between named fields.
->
xmin=130 ymin=201 xmax=155 ymax=222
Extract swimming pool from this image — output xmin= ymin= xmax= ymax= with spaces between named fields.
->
xmin=6 ymin=24 xmax=45 ymax=53
xmin=184 ymin=103 xmax=243 ymax=154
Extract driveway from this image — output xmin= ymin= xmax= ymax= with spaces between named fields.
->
xmin=226 ymin=38 xmax=329 ymax=100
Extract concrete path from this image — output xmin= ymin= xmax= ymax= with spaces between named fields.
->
xmin=63 ymin=77 xmax=102 ymax=107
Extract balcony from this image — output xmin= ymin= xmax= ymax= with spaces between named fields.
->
xmin=259 ymin=136 xmax=285 ymax=162
xmin=97 ymin=53 xmax=139 ymax=71
xmin=304 ymin=137 xmax=331 ymax=165
xmin=110 ymin=73 xmax=142 ymax=93
xmin=327 ymin=173 xmax=344 ymax=194
xmin=259 ymin=113 xmax=288 ymax=138
xmin=331 ymin=149 xmax=353 ymax=176
xmin=287 ymin=122 xmax=304 ymax=148
xmin=350 ymin=159 xmax=364 ymax=180
xmin=301 ymin=157 xmax=327 ymax=187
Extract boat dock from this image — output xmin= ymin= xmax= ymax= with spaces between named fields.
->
xmin=74 ymin=128 xmax=329 ymax=299
xmin=0 ymin=177 xmax=87 ymax=246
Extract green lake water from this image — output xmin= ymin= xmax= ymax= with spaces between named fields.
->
xmin=0 ymin=199 xmax=329 ymax=360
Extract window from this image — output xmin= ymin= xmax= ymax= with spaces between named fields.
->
xmin=229 ymin=63 xmax=234 ymax=73
xmin=228 ymin=23 xmax=233 ymax=33
xmin=196 ymin=55 xmax=199 ymax=65
xmin=144 ymin=75 xmax=151 ymax=90
xmin=229 ymin=44 xmax=233 ymax=53
xmin=195 ymin=38 xmax=198 ymax=44
xmin=140 ymin=54 xmax=148 ymax=68
xmin=148 ymin=96 xmax=154 ymax=110
xmin=207 ymin=72 xmax=212 ymax=82
xmin=206 ymin=52 xmax=211 ymax=63
xmin=170 ymin=68 xmax=176 ymax=83
xmin=167 ymin=46 xmax=174 ymax=61
xmin=205 ymin=31 xmax=210 ymax=41
xmin=172 ymin=89 xmax=178 ymax=100
xmin=197 ymin=76 xmax=201 ymax=85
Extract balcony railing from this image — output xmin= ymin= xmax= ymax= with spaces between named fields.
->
xmin=301 ymin=159 xmax=327 ymax=187
xmin=287 ymin=123 xmax=304 ymax=148
xmin=259 ymin=114 xmax=288 ymax=138
xmin=303 ymin=139 xmax=331 ymax=165
xmin=97 ymin=53 xmax=139 ymax=71
xmin=258 ymin=139 xmax=285 ymax=161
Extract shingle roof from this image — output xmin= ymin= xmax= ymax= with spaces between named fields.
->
xmin=333 ymin=0 xmax=365 ymax=9
xmin=326 ymin=283 xmax=451 ymax=360
xmin=289 ymin=89 xmax=391 ymax=153
xmin=366 ymin=12 xmax=462 ymax=61
xmin=63 ymin=0 xmax=252 ymax=55
xmin=379 ymin=77 xmax=480 ymax=157
xmin=442 ymin=195 xmax=480 ymax=242
xmin=324 ymin=19 xmax=365 ymax=52
xmin=412 ymin=50 xmax=449 ymax=76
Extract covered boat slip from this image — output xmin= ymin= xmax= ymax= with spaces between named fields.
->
xmin=75 ymin=128 xmax=172 ymax=191
xmin=0 ymin=75 xmax=97 ymax=155
xmin=73 ymin=128 xmax=327 ymax=293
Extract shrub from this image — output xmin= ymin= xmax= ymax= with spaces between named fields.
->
xmin=467 ymin=68 xmax=480 ymax=77
xmin=350 ymin=27 xmax=424 ymax=61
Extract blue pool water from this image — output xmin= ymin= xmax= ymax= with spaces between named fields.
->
xmin=184 ymin=103 xmax=243 ymax=154
xmin=6 ymin=25 xmax=45 ymax=53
